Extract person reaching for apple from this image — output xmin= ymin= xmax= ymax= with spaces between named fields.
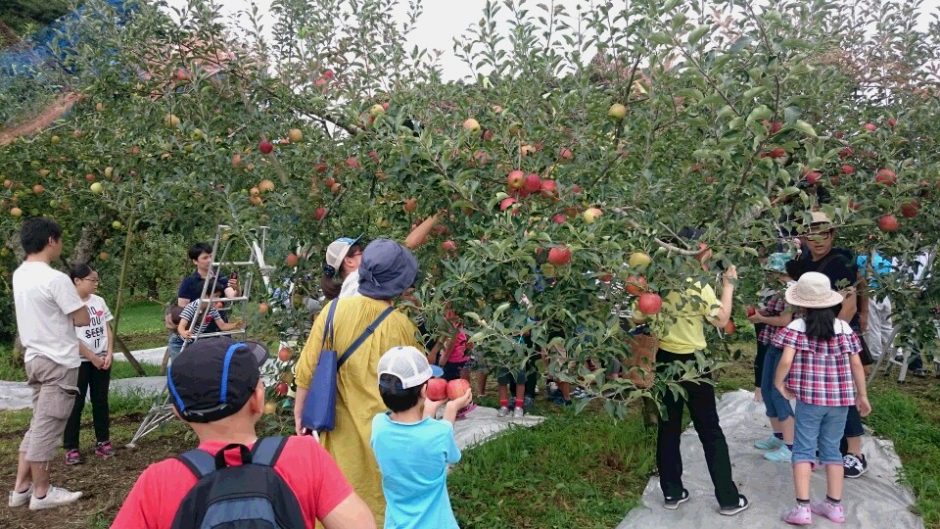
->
xmin=646 ymin=230 xmax=750 ymax=516
xmin=321 ymin=211 xmax=445 ymax=300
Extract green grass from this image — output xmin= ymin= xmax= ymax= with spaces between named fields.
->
xmin=112 ymin=300 xmax=166 ymax=336
xmin=868 ymin=383 xmax=940 ymax=528
xmin=450 ymin=406 xmax=655 ymax=529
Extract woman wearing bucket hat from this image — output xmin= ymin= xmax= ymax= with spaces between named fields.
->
xmin=748 ymin=253 xmax=796 ymax=462
xmin=320 ymin=212 xmax=444 ymax=300
xmin=296 ymin=239 xmax=424 ymax=525
xmin=772 ymin=272 xmax=871 ymax=526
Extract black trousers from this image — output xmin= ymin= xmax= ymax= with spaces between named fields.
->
xmin=656 ymin=349 xmax=740 ymax=507
xmin=63 ymin=361 xmax=111 ymax=449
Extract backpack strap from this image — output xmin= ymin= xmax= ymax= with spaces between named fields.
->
xmin=320 ymin=299 xmax=339 ymax=351
xmin=338 ymin=306 xmax=395 ymax=368
xmin=177 ymin=448 xmax=218 ymax=480
xmin=250 ymin=436 xmax=288 ymax=467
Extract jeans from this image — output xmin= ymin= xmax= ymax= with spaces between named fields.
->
xmin=167 ymin=333 xmax=185 ymax=361
xmin=793 ymin=400 xmax=848 ymax=465
xmin=754 ymin=333 xmax=767 ymax=387
xmin=760 ymin=345 xmax=794 ymax=421
xmin=655 ymin=349 xmax=740 ymax=507
xmin=63 ymin=361 xmax=111 ymax=449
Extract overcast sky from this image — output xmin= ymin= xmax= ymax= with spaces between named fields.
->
xmin=165 ymin=0 xmax=940 ymax=81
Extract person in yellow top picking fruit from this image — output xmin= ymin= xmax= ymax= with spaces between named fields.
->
xmin=295 ymin=239 xmax=423 ymax=526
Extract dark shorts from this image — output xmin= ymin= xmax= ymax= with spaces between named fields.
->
xmin=442 ymin=361 xmax=468 ymax=381
xmin=497 ymin=368 xmax=528 ymax=385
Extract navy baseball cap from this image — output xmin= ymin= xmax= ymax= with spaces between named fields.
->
xmin=358 ymin=239 xmax=419 ymax=299
xmin=167 ymin=337 xmax=269 ymax=423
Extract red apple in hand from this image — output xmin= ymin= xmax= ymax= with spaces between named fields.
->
xmin=746 ymin=306 xmax=757 ymax=317
xmin=427 ymin=378 xmax=448 ymax=401
xmin=446 ymin=378 xmax=472 ymax=401
xmin=637 ymin=293 xmax=662 ymax=315
xmin=547 ymin=246 xmax=572 ymax=266
xmin=275 ymin=382 xmax=289 ymax=396
xmin=724 ymin=320 xmax=736 ymax=335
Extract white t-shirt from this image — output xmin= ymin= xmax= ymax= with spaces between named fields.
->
xmin=12 ymin=261 xmax=86 ymax=368
xmin=339 ymin=269 xmax=360 ymax=299
xmin=75 ymin=294 xmax=114 ymax=357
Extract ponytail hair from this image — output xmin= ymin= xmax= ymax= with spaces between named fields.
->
xmin=804 ymin=306 xmax=837 ymax=341
xmin=320 ymin=275 xmax=342 ymax=300
xmin=69 ymin=262 xmax=94 ymax=283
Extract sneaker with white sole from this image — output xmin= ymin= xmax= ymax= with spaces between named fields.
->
xmin=754 ymin=435 xmax=783 ymax=450
xmin=497 ymin=406 xmax=510 ymax=417
xmin=719 ymin=494 xmax=750 ymax=516
xmin=29 ymin=486 xmax=82 ymax=511
xmin=843 ymin=453 xmax=867 ymax=479
xmin=512 ymin=406 xmax=524 ymax=419
xmin=763 ymin=444 xmax=792 ymax=462
xmin=664 ymin=489 xmax=690 ymax=510
xmin=8 ymin=485 xmax=32 ymax=507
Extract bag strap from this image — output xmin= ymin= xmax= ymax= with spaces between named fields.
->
xmin=250 ymin=436 xmax=288 ymax=467
xmin=177 ymin=448 xmax=218 ymax=479
xmin=337 ymin=306 xmax=396 ymax=368
xmin=320 ymin=299 xmax=340 ymax=351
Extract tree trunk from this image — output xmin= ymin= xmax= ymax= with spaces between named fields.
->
xmin=69 ymin=223 xmax=104 ymax=267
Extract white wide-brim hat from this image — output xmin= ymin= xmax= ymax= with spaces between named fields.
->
xmin=785 ymin=271 xmax=844 ymax=309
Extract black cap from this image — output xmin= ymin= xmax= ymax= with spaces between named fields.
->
xmin=167 ymin=337 xmax=268 ymax=423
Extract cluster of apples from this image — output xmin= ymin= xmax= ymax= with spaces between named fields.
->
xmin=427 ymin=378 xmax=471 ymax=402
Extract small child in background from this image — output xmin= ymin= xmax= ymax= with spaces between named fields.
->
xmin=773 ymin=272 xmax=871 ymax=526
xmin=748 ymin=253 xmax=795 ymax=462
xmin=429 ymin=310 xmax=477 ymax=418
xmin=63 ymin=263 xmax=115 ymax=464
xmin=371 ymin=346 xmax=472 ymax=529
xmin=177 ymin=282 xmax=242 ymax=345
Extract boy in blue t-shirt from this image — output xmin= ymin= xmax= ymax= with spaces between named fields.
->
xmin=371 ymin=346 xmax=473 ymax=529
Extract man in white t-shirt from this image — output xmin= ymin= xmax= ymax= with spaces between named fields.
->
xmin=8 ymin=218 xmax=91 ymax=511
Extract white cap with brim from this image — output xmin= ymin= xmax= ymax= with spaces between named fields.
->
xmin=324 ymin=236 xmax=361 ymax=277
xmin=377 ymin=346 xmax=433 ymax=390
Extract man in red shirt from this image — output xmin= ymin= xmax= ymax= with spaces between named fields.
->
xmin=112 ymin=338 xmax=376 ymax=529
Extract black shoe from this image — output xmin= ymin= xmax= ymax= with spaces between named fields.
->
xmin=911 ymin=368 xmax=927 ymax=378
xmin=844 ymin=453 xmax=868 ymax=478
xmin=664 ymin=489 xmax=690 ymax=510
xmin=719 ymin=494 xmax=750 ymax=516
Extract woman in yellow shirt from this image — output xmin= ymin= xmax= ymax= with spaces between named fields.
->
xmin=295 ymin=239 xmax=422 ymax=526
xmin=653 ymin=244 xmax=750 ymax=516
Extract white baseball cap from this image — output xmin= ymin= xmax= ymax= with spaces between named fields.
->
xmin=324 ymin=236 xmax=362 ymax=277
xmin=377 ymin=346 xmax=433 ymax=390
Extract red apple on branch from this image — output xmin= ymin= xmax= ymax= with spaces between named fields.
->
xmin=878 ymin=214 xmax=899 ymax=232
xmin=637 ymin=293 xmax=663 ymax=315
xmin=875 ymin=168 xmax=897 ymax=186
xmin=507 ymin=170 xmax=524 ymax=189
xmin=547 ymin=246 xmax=572 ymax=266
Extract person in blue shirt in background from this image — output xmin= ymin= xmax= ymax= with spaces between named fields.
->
xmin=856 ymin=250 xmax=897 ymax=362
xmin=371 ymin=346 xmax=473 ymax=529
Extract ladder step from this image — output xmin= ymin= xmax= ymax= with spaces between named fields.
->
xmin=214 ymin=261 xmax=256 ymax=267
xmin=195 ymin=329 xmax=248 ymax=340
xmin=198 ymin=296 xmax=249 ymax=303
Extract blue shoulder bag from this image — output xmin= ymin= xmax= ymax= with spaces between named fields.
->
xmin=301 ymin=300 xmax=395 ymax=433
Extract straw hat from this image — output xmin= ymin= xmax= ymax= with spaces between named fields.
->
xmin=785 ymin=272 xmax=843 ymax=308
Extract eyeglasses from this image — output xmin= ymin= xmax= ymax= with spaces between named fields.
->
xmin=805 ymin=232 xmax=832 ymax=242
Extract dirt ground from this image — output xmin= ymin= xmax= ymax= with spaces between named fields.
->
xmin=0 ymin=413 xmax=191 ymax=529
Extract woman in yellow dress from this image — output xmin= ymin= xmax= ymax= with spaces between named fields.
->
xmin=294 ymin=239 xmax=422 ymax=525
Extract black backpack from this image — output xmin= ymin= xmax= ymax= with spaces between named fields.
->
xmin=171 ymin=436 xmax=306 ymax=529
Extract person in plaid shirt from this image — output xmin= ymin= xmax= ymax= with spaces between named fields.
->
xmin=747 ymin=253 xmax=795 ymax=463
xmin=772 ymin=272 xmax=871 ymax=526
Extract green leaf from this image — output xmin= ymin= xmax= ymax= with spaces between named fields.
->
xmin=746 ymin=104 xmax=772 ymax=123
xmin=742 ymin=86 xmax=768 ymax=99
xmin=688 ymin=25 xmax=710 ymax=46
xmin=649 ymin=32 xmax=673 ymax=45
xmin=792 ymin=119 xmax=817 ymax=138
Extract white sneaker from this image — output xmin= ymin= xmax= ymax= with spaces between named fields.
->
xmin=513 ymin=407 xmax=524 ymax=419
xmin=8 ymin=485 xmax=32 ymax=507
xmin=29 ymin=486 xmax=82 ymax=510
xmin=497 ymin=406 xmax=510 ymax=417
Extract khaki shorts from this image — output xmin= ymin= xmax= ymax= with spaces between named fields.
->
xmin=19 ymin=355 xmax=79 ymax=462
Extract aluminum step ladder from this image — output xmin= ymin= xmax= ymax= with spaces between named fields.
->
xmin=126 ymin=224 xmax=273 ymax=448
